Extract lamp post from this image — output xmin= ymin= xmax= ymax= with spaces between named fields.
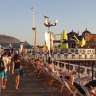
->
xmin=44 ymin=16 xmax=58 ymax=58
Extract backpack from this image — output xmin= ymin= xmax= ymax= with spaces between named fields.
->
xmin=0 ymin=59 xmax=5 ymax=73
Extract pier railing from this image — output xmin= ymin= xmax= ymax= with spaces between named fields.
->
xmin=29 ymin=48 xmax=96 ymax=80
xmin=52 ymin=48 xmax=96 ymax=60
xmin=32 ymin=48 xmax=96 ymax=60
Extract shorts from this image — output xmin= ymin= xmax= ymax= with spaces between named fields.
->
xmin=0 ymin=71 xmax=4 ymax=78
xmin=14 ymin=69 xmax=20 ymax=76
xmin=0 ymin=71 xmax=8 ymax=78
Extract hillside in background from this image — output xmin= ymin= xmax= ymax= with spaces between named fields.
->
xmin=0 ymin=35 xmax=20 ymax=44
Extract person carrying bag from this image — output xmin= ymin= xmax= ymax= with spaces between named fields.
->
xmin=0 ymin=57 xmax=5 ymax=73
xmin=0 ymin=55 xmax=5 ymax=91
xmin=0 ymin=56 xmax=5 ymax=76
xmin=19 ymin=63 xmax=25 ymax=77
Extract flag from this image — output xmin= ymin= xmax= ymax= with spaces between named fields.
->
xmin=45 ymin=32 xmax=50 ymax=52
xmin=45 ymin=32 xmax=55 ymax=52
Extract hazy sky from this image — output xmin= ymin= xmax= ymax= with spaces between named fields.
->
xmin=0 ymin=0 xmax=96 ymax=45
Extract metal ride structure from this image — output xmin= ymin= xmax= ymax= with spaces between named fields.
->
xmin=53 ymin=29 xmax=70 ymax=49
xmin=53 ymin=31 xmax=86 ymax=49
xmin=31 ymin=7 xmax=37 ymax=49
xmin=71 ymin=35 xmax=86 ymax=48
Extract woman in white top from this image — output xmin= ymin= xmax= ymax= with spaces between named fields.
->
xmin=2 ymin=52 xmax=9 ymax=89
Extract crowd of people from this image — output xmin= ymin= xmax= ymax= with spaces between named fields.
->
xmin=0 ymin=49 xmax=23 ymax=90
xmin=32 ymin=57 xmax=96 ymax=96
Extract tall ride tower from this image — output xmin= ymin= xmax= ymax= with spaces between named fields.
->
xmin=31 ymin=7 xmax=36 ymax=48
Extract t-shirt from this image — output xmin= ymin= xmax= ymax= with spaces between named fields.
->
xmin=3 ymin=56 xmax=9 ymax=65
xmin=2 ymin=56 xmax=9 ymax=71
xmin=14 ymin=61 xmax=21 ymax=69
xmin=14 ymin=54 xmax=20 ymax=61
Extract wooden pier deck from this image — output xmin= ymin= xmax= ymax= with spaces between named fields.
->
xmin=1 ymin=66 xmax=57 ymax=96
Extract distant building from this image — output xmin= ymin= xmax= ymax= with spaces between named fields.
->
xmin=82 ymin=28 xmax=96 ymax=48
xmin=67 ymin=30 xmax=79 ymax=48
xmin=67 ymin=28 xmax=96 ymax=48
xmin=67 ymin=29 xmax=79 ymax=39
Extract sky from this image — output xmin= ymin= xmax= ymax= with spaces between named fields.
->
xmin=0 ymin=0 xmax=96 ymax=45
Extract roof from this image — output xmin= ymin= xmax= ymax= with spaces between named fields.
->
xmin=23 ymin=41 xmax=32 ymax=49
xmin=83 ymin=28 xmax=91 ymax=34
xmin=67 ymin=29 xmax=78 ymax=36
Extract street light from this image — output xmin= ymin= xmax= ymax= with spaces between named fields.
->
xmin=44 ymin=16 xmax=58 ymax=59
xmin=44 ymin=17 xmax=58 ymax=31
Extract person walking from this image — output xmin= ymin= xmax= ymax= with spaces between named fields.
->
xmin=2 ymin=52 xmax=9 ymax=90
xmin=0 ymin=54 xmax=5 ymax=93
xmin=7 ymin=50 xmax=12 ymax=73
xmin=12 ymin=56 xmax=22 ymax=90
